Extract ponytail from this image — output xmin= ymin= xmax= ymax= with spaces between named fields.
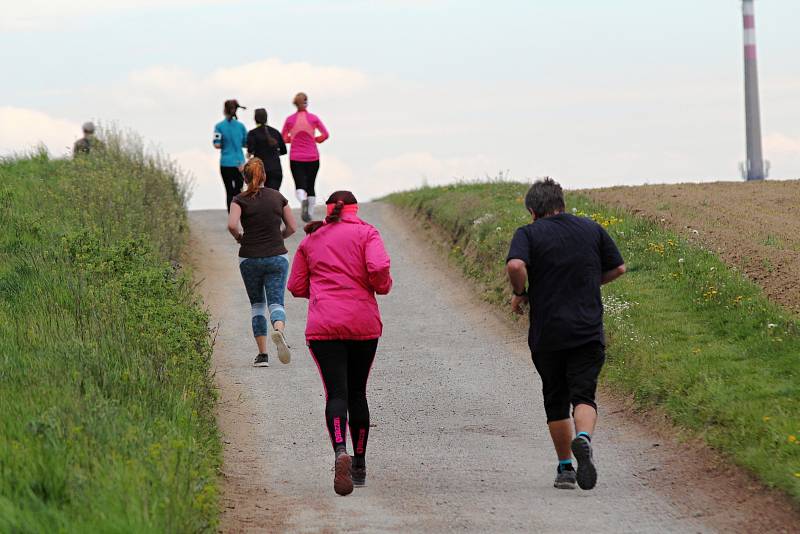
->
xmin=254 ymin=108 xmax=278 ymax=147
xmin=241 ymin=158 xmax=266 ymax=197
xmin=304 ymin=192 xmax=357 ymax=234
xmin=224 ymin=99 xmax=246 ymax=120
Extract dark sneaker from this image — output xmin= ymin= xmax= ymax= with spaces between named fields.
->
xmin=571 ymin=436 xmax=597 ymax=490
xmin=351 ymin=462 xmax=366 ymax=488
xmin=554 ymin=467 xmax=577 ymax=489
xmin=301 ymin=199 xmax=311 ymax=222
xmin=253 ymin=353 xmax=269 ymax=367
xmin=333 ymin=451 xmax=353 ymax=496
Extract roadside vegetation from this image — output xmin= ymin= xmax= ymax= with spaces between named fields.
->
xmin=0 ymin=135 xmax=220 ymax=531
xmin=386 ymin=182 xmax=800 ymax=501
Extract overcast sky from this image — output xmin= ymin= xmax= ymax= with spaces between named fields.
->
xmin=2 ymin=0 xmax=798 ymax=209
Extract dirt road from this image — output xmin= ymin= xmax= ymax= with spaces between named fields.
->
xmin=189 ymin=204 xmax=791 ymax=533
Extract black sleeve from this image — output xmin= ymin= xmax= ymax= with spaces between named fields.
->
xmin=246 ymin=130 xmax=255 ymax=155
xmin=272 ymin=127 xmax=287 ymax=156
xmin=506 ymin=227 xmax=531 ymax=264
xmin=598 ymin=225 xmax=624 ymax=272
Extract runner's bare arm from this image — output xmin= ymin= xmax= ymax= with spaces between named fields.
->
xmin=601 ymin=264 xmax=626 ymax=285
xmin=281 ymin=205 xmax=297 ymax=239
xmin=506 ymin=259 xmax=529 ymax=314
xmin=227 ymin=202 xmax=243 ymax=242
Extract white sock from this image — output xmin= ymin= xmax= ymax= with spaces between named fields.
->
xmin=308 ymin=196 xmax=316 ymax=215
xmin=296 ymin=189 xmax=307 ymax=202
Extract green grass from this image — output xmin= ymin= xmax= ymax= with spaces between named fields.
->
xmin=386 ymin=182 xmax=800 ymax=500
xmin=0 ymin=137 xmax=220 ymax=532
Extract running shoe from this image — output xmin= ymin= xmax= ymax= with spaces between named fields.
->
xmin=301 ymin=199 xmax=311 ymax=222
xmin=571 ymin=435 xmax=598 ymax=490
xmin=553 ymin=467 xmax=576 ymax=490
xmin=271 ymin=330 xmax=291 ymax=364
xmin=333 ymin=451 xmax=354 ymax=496
xmin=351 ymin=462 xmax=366 ymax=488
xmin=253 ymin=353 xmax=269 ymax=367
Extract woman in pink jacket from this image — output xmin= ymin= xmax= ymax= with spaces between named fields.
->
xmin=287 ymin=191 xmax=392 ymax=496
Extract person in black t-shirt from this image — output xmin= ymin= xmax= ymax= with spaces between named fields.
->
xmin=247 ymin=108 xmax=287 ymax=191
xmin=506 ymin=177 xmax=626 ymax=492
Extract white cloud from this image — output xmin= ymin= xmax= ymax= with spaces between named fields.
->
xmin=124 ymin=59 xmax=370 ymax=111
xmin=210 ymin=59 xmax=370 ymax=101
xmin=0 ymin=107 xmax=80 ymax=157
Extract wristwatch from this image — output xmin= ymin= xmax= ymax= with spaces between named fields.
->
xmin=513 ymin=288 xmax=528 ymax=297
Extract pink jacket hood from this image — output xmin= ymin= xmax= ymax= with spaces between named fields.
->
xmin=288 ymin=212 xmax=392 ymax=341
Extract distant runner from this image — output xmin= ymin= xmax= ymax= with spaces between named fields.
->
xmin=247 ymin=108 xmax=287 ymax=191
xmin=288 ymin=191 xmax=392 ymax=496
xmin=228 ymin=158 xmax=297 ymax=367
xmin=282 ymin=92 xmax=329 ymax=222
xmin=72 ymin=122 xmax=103 ymax=156
xmin=214 ymin=99 xmax=248 ymax=211
xmin=506 ymin=178 xmax=626 ymax=491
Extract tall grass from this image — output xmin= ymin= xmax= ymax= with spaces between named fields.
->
xmin=0 ymin=135 xmax=220 ymax=532
xmin=386 ymin=182 xmax=800 ymax=501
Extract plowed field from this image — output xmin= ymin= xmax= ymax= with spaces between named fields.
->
xmin=584 ymin=180 xmax=800 ymax=314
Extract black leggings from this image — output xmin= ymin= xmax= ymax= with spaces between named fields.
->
xmin=290 ymin=160 xmax=320 ymax=196
xmin=220 ymin=166 xmax=244 ymax=211
xmin=309 ymin=339 xmax=378 ymax=457
xmin=265 ymin=163 xmax=283 ymax=192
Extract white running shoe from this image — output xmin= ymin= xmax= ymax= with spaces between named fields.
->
xmin=271 ymin=330 xmax=291 ymax=364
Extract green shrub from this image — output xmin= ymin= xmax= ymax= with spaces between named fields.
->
xmin=0 ymin=134 xmax=220 ymax=532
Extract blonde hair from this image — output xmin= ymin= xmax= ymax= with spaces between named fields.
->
xmin=293 ymin=92 xmax=308 ymax=108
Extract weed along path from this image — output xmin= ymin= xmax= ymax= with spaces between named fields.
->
xmin=190 ymin=204 xmax=793 ymax=533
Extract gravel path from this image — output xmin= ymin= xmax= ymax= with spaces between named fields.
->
xmin=189 ymin=203 xmax=777 ymax=533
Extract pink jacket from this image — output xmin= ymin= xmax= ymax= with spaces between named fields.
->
xmin=281 ymin=111 xmax=329 ymax=162
xmin=288 ymin=209 xmax=392 ymax=341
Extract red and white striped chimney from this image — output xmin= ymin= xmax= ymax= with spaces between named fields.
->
xmin=741 ymin=0 xmax=766 ymax=180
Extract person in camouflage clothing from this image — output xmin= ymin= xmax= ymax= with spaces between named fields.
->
xmin=73 ymin=122 xmax=103 ymax=156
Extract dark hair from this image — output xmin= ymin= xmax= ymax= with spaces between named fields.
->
xmin=224 ymin=99 xmax=245 ymax=119
xmin=254 ymin=108 xmax=277 ymax=147
xmin=304 ymin=190 xmax=358 ymax=234
xmin=524 ymin=177 xmax=565 ymax=218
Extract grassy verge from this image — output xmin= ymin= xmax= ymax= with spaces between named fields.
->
xmin=386 ymin=182 xmax=800 ymax=501
xmin=0 ymin=137 xmax=220 ymax=531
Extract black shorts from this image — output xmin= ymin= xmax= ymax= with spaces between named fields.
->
xmin=531 ymin=341 xmax=605 ymax=423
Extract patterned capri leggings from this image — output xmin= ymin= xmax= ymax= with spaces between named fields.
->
xmin=238 ymin=255 xmax=290 ymax=337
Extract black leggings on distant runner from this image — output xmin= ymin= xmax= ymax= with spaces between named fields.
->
xmin=220 ymin=166 xmax=244 ymax=212
xmin=290 ymin=160 xmax=319 ymax=197
xmin=265 ymin=163 xmax=283 ymax=192
xmin=309 ymin=339 xmax=378 ymax=457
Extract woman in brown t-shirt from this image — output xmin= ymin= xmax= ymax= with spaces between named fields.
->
xmin=228 ymin=158 xmax=298 ymax=367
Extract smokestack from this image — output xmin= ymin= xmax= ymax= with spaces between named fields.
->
xmin=741 ymin=0 xmax=766 ymax=181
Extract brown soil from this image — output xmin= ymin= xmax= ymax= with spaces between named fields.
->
xmin=582 ymin=180 xmax=800 ymax=314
